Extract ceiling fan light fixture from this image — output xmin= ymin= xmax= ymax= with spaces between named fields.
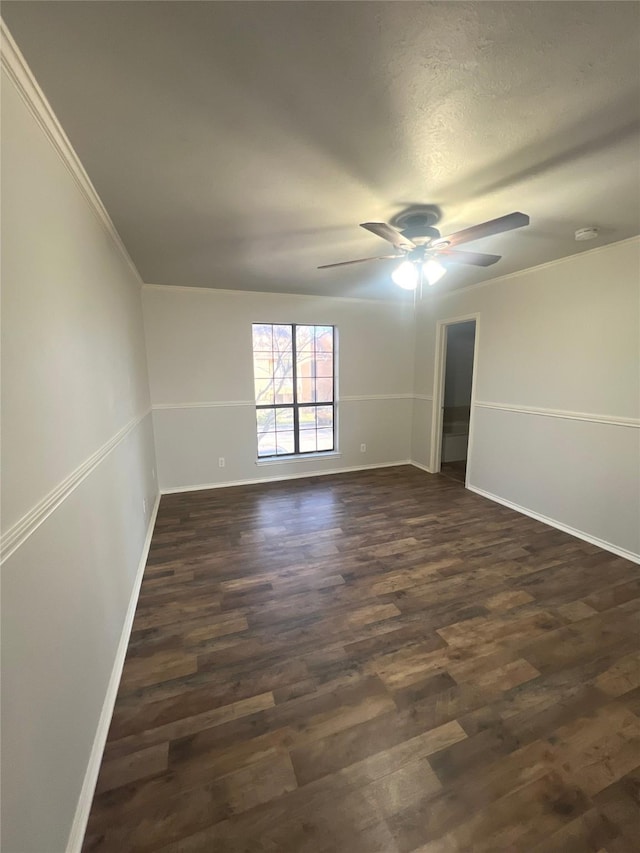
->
xmin=319 ymin=209 xmax=529 ymax=286
xmin=391 ymin=260 xmax=419 ymax=290
xmin=423 ymin=258 xmax=447 ymax=286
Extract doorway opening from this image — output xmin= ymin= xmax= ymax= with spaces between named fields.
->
xmin=430 ymin=316 xmax=478 ymax=485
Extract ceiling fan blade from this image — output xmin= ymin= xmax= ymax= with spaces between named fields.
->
xmin=360 ymin=221 xmax=416 ymax=250
xmin=435 ymin=211 xmax=530 ymax=248
xmin=434 ymin=248 xmax=502 ymax=267
xmin=317 ymin=254 xmax=399 ymax=269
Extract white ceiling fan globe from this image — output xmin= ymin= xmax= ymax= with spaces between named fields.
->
xmin=391 ymin=260 xmax=419 ymax=290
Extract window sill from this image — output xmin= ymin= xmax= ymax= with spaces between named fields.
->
xmin=256 ymin=451 xmax=342 ymax=467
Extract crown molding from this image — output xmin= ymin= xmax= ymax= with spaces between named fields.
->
xmin=0 ymin=19 xmax=143 ymax=287
xmin=427 ymin=235 xmax=640 ymax=302
xmin=141 ymin=282 xmax=416 ymax=307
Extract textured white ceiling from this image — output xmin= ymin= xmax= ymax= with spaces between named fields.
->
xmin=4 ymin=1 xmax=640 ymax=299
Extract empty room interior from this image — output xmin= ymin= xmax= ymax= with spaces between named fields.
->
xmin=2 ymin=2 xmax=640 ymax=852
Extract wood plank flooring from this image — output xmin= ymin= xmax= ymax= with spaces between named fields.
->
xmin=83 ymin=466 xmax=640 ymax=852
xmin=440 ymin=461 xmax=466 ymax=484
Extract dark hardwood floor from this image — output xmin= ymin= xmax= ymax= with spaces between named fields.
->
xmin=440 ymin=461 xmax=467 ymax=484
xmin=83 ymin=466 xmax=640 ymax=852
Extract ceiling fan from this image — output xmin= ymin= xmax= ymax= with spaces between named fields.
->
xmin=318 ymin=209 xmax=530 ymax=289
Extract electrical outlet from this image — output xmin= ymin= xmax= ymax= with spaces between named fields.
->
xmin=218 ymin=457 xmax=225 ymax=468
xmin=360 ymin=443 xmax=366 ymax=453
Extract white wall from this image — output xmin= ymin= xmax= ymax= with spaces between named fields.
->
xmin=142 ymin=286 xmax=415 ymax=491
xmin=1 ymin=39 xmax=158 ymax=853
xmin=412 ymin=238 xmax=640 ymax=560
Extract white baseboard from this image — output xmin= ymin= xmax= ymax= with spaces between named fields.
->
xmin=161 ymin=461 xmax=412 ymax=494
xmin=410 ymin=461 xmax=435 ymax=474
xmin=66 ymin=491 xmax=161 ymax=853
xmin=467 ymin=484 xmax=640 ymax=565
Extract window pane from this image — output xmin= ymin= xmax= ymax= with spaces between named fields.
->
xmin=316 ymin=405 xmax=333 ymax=428
xmin=255 ymin=378 xmax=274 ymax=405
xmin=296 ymin=325 xmax=314 ymax=352
xmin=299 ymin=430 xmax=317 ymax=453
xmin=298 ymin=407 xmax=317 ymax=430
xmin=315 ymin=351 xmax=333 ymax=377
xmin=315 ymin=326 xmax=333 ymax=351
xmin=257 ymin=431 xmax=277 ymax=457
xmin=315 ymin=377 xmax=333 ymax=403
xmin=252 ymin=324 xmax=273 ymax=351
xmin=273 ymin=325 xmax=293 ymax=354
xmin=274 ymin=378 xmax=294 ymax=404
xmin=297 ymin=377 xmax=316 ymax=403
xmin=296 ymin=349 xmax=314 ymax=381
xmin=256 ymin=408 xmax=275 ymax=432
xmin=275 ymin=408 xmax=294 ymax=429
xmin=273 ymin=353 xmax=293 ymax=378
xmin=253 ymin=356 xmax=273 ymax=379
xmin=317 ymin=428 xmax=333 ymax=451
xmin=276 ymin=431 xmax=295 ymax=454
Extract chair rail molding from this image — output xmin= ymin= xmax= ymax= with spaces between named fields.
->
xmin=474 ymin=401 xmax=640 ymax=429
xmin=0 ymin=409 xmax=152 ymax=564
xmin=152 ymin=395 xmax=416 ymax=410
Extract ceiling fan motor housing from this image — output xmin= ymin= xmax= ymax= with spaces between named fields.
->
xmin=392 ymin=209 xmax=443 ymax=244
xmin=401 ymin=224 xmax=441 ymax=243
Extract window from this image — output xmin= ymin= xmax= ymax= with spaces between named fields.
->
xmin=252 ymin=323 xmax=335 ymax=458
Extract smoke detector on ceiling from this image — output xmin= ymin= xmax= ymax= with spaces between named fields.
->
xmin=575 ymin=227 xmax=599 ymax=241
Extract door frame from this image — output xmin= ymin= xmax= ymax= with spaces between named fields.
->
xmin=429 ymin=312 xmax=480 ymax=487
